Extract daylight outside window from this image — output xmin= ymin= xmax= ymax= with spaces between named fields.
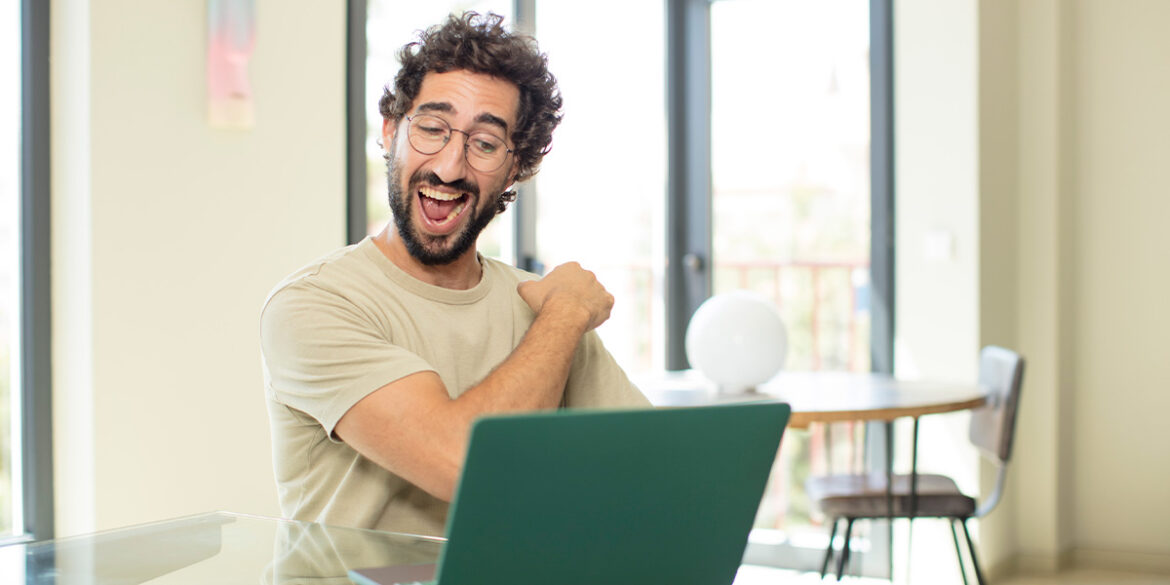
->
xmin=531 ymin=0 xmax=667 ymax=377
xmin=1 ymin=0 xmax=23 ymax=539
xmin=710 ymin=0 xmax=874 ymax=566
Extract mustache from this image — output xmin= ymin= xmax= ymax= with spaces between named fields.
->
xmin=410 ymin=170 xmax=479 ymax=198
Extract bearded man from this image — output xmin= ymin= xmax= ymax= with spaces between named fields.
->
xmin=259 ymin=12 xmax=649 ymax=537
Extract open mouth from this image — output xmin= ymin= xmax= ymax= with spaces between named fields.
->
xmin=417 ymin=185 xmax=470 ymax=231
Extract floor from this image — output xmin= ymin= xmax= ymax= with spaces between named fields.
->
xmin=731 ymin=565 xmax=1170 ymax=585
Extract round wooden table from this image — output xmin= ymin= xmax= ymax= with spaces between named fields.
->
xmin=642 ymin=370 xmax=988 ymax=428
xmin=640 ymin=370 xmax=988 ymax=578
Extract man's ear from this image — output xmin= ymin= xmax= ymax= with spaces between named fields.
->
xmin=381 ymin=117 xmax=397 ymax=150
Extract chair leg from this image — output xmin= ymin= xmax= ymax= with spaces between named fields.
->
xmin=905 ymin=517 xmax=915 ymax=581
xmin=836 ymin=518 xmax=855 ymax=581
xmin=949 ymin=518 xmax=970 ymax=585
xmin=820 ymin=517 xmax=840 ymax=578
xmin=960 ymin=519 xmax=987 ymax=585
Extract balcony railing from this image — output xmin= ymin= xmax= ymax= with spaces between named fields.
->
xmin=591 ymin=259 xmax=871 ymax=375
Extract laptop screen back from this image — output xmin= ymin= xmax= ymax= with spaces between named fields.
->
xmin=435 ymin=402 xmax=790 ymax=585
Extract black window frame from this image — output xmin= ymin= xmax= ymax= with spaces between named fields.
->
xmin=14 ymin=0 xmax=55 ymax=544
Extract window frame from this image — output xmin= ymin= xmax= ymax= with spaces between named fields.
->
xmin=15 ymin=0 xmax=54 ymax=543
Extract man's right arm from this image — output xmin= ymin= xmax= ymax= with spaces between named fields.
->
xmin=333 ymin=262 xmax=612 ymax=502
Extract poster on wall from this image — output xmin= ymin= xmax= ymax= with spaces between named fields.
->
xmin=207 ymin=0 xmax=255 ymax=129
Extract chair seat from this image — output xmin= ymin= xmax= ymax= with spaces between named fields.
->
xmin=806 ymin=472 xmax=976 ymax=519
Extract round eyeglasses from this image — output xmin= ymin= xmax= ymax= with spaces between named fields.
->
xmin=405 ymin=114 xmax=514 ymax=173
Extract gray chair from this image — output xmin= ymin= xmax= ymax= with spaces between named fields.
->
xmin=805 ymin=346 xmax=1025 ymax=585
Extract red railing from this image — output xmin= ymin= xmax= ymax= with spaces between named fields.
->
xmin=718 ymin=259 xmax=869 ymax=372
xmin=590 ymin=259 xmax=870 ymax=374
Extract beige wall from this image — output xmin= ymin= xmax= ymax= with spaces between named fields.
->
xmin=51 ymin=0 xmax=346 ymax=536
xmin=1064 ymin=0 xmax=1170 ymax=566
xmin=900 ymin=0 xmax=1170 ymax=577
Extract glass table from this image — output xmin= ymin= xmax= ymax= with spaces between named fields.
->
xmin=0 ymin=512 xmax=443 ymax=584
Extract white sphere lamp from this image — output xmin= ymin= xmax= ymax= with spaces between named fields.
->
xmin=685 ymin=291 xmax=788 ymax=394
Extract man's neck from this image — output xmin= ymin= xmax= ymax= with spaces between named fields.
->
xmin=372 ymin=226 xmax=482 ymax=290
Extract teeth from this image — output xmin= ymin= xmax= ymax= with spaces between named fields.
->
xmin=445 ymin=202 xmax=466 ymax=221
xmin=420 ymin=186 xmax=462 ymax=201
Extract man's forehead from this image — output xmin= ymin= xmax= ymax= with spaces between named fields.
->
xmin=412 ymin=70 xmax=520 ymax=128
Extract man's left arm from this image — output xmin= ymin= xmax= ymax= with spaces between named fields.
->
xmin=562 ymin=330 xmax=651 ymax=409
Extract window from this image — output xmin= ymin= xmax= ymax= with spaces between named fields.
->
xmin=354 ymin=0 xmax=892 ymax=574
xmin=531 ymin=0 xmax=667 ymax=375
xmin=3 ymin=0 xmax=53 ymax=544
xmin=711 ymin=0 xmax=872 ymax=372
xmin=1 ymin=0 xmax=20 ymax=540
xmin=706 ymin=0 xmax=887 ymax=573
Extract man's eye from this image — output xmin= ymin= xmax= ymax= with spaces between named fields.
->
xmin=418 ymin=125 xmax=447 ymax=137
xmin=471 ymin=138 xmax=499 ymax=154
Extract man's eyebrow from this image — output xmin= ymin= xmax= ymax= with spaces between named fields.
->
xmin=415 ymin=102 xmax=453 ymax=114
xmin=414 ymin=102 xmax=510 ymax=133
xmin=475 ymin=112 xmax=509 ymax=133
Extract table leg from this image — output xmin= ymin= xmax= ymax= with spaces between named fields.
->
xmin=885 ymin=421 xmax=894 ymax=580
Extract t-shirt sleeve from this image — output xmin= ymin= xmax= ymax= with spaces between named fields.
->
xmin=260 ymin=281 xmax=435 ymax=439
xmin=562 ymin=330 xmax=652 ymax=409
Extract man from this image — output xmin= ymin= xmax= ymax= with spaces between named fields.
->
xmin=259 ymin=12 xmax=649 ymax=537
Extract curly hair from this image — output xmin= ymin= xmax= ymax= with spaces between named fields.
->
xmin=379 ymin=12 xmax=563 ymax=209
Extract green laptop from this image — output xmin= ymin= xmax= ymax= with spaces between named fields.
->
xmin=349 ymin=401 xmax=790 ymax=585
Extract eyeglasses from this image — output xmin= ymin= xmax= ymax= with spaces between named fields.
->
xmin=405 ymin=114 xmax=514 ymax=173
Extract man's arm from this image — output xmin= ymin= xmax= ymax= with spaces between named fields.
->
xmin=333 ymin=262 xmax=612 ymax=502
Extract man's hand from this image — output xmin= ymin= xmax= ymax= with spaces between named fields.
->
xmin=517 ymin=262 xmax=614 ymax=332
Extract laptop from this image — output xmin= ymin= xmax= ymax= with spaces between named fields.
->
xmin=349 ymin=401 xmax=790 ymax=585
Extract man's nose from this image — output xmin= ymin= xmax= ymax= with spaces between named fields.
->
xmin=430 ymin=132 xmax=470 ymax=183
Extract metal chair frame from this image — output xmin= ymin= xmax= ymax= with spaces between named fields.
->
xmin=812 ymin=346 xmax=1025 ymax=585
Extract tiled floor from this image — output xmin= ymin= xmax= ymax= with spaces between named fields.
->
xmin=732 ymin=565 xmax=1170 ymax=585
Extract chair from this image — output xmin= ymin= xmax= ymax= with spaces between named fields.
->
xmin=805 ymin=346 xmax=1025 ymax=585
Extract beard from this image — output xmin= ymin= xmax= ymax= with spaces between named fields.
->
xmin=386 ymin=155 xmax=502 ymax=266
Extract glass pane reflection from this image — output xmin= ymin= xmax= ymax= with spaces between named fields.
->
xmin=0 ymin=512 xmax=442 ymax=585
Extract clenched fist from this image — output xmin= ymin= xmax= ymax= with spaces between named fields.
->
xmin=517 ymin=262 xmax=614 ymax=332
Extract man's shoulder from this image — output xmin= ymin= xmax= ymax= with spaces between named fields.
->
xmin=263 ymin=240 xmax=381 ymax=312
xmin=481 ymin=255 xmax=540 ymax=285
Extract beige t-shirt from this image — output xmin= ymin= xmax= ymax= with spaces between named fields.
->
xmin=260 ymin=238 xmax=649 ymax=536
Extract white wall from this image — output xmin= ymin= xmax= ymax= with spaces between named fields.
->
xmin=999 ymin=0 xmax=1170 ymax=573
xmin=900 ymin=0 xmax=1170 ymax=577
xmin=51 ymin=0 xmax=346 ymax=536
xmin=1064 ymin=0 xmax=1170 ymax=566
xmin=1005 ymin=0 xmax=1078 ymax=572
xmin=894 ymin=0 xmax=981 ymax=384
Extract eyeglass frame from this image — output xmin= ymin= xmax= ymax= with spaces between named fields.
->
xmin=403 ymin=114 xmax=515 ymax=173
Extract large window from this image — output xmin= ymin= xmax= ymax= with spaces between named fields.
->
xmin=531 ymin=1 xmax=667 ymax=374
xmin=707 ymin=0 xmax=883 ymax=572
xmin=1 ymin=0 xmax=20 ymax=541
xmin=3 ymin=0 xmax=52 ymax=544
xmin=354 ymin=0 xmax=892 ymax=574
xmin=711 ymin=0 xmax=872 ymax=373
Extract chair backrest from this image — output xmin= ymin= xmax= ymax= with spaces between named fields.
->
xmin=968 ymin=346 xmax=1025 ymax=464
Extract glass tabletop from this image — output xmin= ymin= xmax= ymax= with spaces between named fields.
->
xmin=0 ymin=512 xmax=444 ymax=585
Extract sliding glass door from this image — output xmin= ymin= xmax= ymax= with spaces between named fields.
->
xmin=708 ymin=0 xmax=882 ymax=573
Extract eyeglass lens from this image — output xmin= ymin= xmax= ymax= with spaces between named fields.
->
xmin=407 ymin=115 xmax=510 ymax=172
